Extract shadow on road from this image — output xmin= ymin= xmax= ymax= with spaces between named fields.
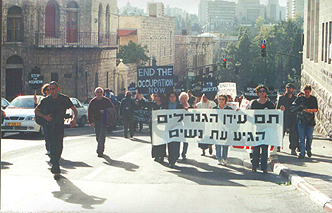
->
xmin=166 ymin=158 xmax=284 ymax=186
xmin=102 ymin=154 xmax=139 ymax=172
xmin=52 ymin=176 xmax=106 ymax=209
xmin=60 ymin=158 xmax=93 ymax=169
xmin=1 ymin=161 xmax=13 ymax=169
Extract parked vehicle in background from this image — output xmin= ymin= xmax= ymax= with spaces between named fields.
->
xmin=1 ymin=95 xmax=44 ymax=137
xmin=1 ymin=98 xmax=10 ymax=109
xmin=82 ymin=97 xmax=93 ymax=108
xmin=1 ymin=109 xmax=5 ymax=125
xmin=64 ymin=98 xmax=88 ymax=127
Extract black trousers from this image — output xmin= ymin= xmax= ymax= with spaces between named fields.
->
xmin=123 ymin=114 xmax=134 ymax=137
xmin=284 ymin=121 xmax=299 ymax=151
xmin=168 ymin=142 xmax=180 ymax=165
xmin=45 ymin=124 xmax=64 ymax=174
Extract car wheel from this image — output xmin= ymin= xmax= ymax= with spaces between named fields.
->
xmin=79 ymin=116 xmax=86 ymax=127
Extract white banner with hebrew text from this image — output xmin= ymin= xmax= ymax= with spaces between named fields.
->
xmin=152 ymin=109 xmax=283 ymax=146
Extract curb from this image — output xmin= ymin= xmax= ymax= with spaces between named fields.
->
xmin=269 ymin=154 xmax=332 ymax=212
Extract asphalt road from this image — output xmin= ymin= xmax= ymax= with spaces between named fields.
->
xmin=1 ymin=125 xmax=325 ymax=213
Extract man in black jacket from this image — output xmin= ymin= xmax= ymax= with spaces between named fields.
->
xmin=276 ymin=83 xmax=298 ymax=155
xmin=120 ymin=91 xmax=137 ymax=138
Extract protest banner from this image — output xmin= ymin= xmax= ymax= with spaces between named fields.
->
xmin=152 ymin=109 xmax=283 ymax=146
xmin=240 ymin=99 xmax=250 ymax=109
xmin=226 ymin=102 xmax=239 ymax=109
xmin=133 ymin=109 xmax=151 ymax=124
xmin=218 ymin=82 xmax=237 ymax=99
xmin=137 ymin=66 xmax=174 ymax=94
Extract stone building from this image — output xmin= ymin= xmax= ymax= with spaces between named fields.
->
xmin=236 ymin=0 xmax=265 ymax=24
xmin=302 ymin=0 xmax=332 ymax=137
xmin=174 ymin=35 xmax=214 ymax=81
xmin=1 ymin=0 xmax=118 ymax=102
xmin=118 ymin=3 xmax=175 ymax=67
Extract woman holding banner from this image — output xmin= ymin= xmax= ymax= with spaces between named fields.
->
xmin=195 ymin=94 xmax=216 ymax=156
xmin=178 ymin=92 xmax=193 ymax=160
xmin=213 ymin=94 xmax=233 ymax=166
xmin=163 ymin=91 xmax=182 ymax=168
xmin=137 ymin=92 xmax=167 ymax=163
xmin=247 ymin=85 xmax=275 ymax=174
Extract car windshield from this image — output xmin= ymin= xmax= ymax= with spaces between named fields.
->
xmin=8 ymin=98 xmax=35 ymax=109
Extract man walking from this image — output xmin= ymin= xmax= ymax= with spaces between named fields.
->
xmin=276 ymin=83 xmax=298 ymax=155
xmin=35 ymin=81 xmax=78 ymax=180
xmin=120 ymin=91 xmax=137 ymax=138
xmin=88 ymin=87 xmax=114 ymax=157
xmin=293 ymin=84 xmax=318 ymax=159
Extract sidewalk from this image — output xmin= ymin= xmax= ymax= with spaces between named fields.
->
xmin=272 ymin=133 xmax=332 ymax=212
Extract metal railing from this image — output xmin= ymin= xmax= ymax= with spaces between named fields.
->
xmin=35 ymin=31 xmax=117 ymax=48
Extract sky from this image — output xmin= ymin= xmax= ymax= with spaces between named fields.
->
xmin=118 ymin=0 xmax=287 ymax=15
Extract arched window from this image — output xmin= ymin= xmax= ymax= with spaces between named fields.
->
xmin=45 ymin=1 xmax=60 ymax=37
xmin=66 ymin=1 xmax=79 ymax=43
xmin=7 ymin=6 xmax=23 ymax=42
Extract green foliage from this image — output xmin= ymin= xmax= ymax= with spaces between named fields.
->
xmin=117 ymin=41 xmax=149 ymax=65
xmin=220 ymin=17 xmax=303 ymax=90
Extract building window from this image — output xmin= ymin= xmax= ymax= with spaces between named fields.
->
xmin=66 ymin=1 xmax=79 ymax=43
xmin=7 ymin=6 xmax=23 ymax=42
xmin=45 ymin=1 xmax=60 ymax=37
xmin=51 ymin=72 xmax=58 ymax=82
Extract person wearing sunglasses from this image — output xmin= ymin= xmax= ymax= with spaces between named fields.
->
xmin=35 ymin=81 xmax=78 ymax=180
xmin=213 ymin=94 xmax=233 ymax=166
xmin=276 ymin=83 xmax=298 ymax=155
xmin=291 ymin=84 xmax=318 ymax=159
xmin=247 ymin=85 xmax=275 ymax=174
xmin=88 ymin=87 xmax=115 ymax=158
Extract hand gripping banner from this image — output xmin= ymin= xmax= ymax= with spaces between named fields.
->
xmin=152 ymin=109 xmax=283 ymax=147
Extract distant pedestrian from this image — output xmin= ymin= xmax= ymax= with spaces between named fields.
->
xmin=120 ymin=91 xmax=137 ymax=138
xmin=247 ymin=85 xmax=275 ymax=174
xmin=117 ymin=88 xmax=126 ymax=102
xmin=88 ymin=87 xmax=114 ymax=157
xmin=276 ymin=83 xmax=298 ymax=155
xmin=213 ymin=94 xmax=232 ymax=166
xmin=195 ymin=94 xmax=216 ymax=156
xmin=35 ymin=81 xmax=78 ymax=180
xmin=292 ymin=84 xmax=318 ymax=159
xmin=188 ymin=90 xmax=196 ymax=107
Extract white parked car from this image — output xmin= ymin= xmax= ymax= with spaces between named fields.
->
xmin=64 ymin=98 xmax=88 ymax=127
xmin=1 ymin=95 xmax=44 ymax=137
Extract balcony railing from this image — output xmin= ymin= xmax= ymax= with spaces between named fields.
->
xmin=35 ymin=31 xmax=117 ymax=48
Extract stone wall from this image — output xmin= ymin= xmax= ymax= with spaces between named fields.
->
xmin=174 ymin=35 xmax=214 ymax=81
xmin=1 ymin=0 xmax=118 ymax=102
xmin=119 ymin=15 xmax=175 ymax=67
xmin=302 ymin=0 xmax=332 ymax=137
xmin=301 ymin=70 xmax=332 ymax=138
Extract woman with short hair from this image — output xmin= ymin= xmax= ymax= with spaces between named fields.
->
xmin=247 ymin=85 xmax=275 ymax=174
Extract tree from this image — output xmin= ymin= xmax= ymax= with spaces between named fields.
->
xmin=117 ymin=41 xmax=149 ymax=65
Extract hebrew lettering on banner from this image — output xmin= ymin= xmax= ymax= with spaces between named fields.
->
xmin=152 ymin=109 xmax=283 ymax=147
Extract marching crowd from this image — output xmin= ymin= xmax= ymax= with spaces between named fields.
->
xmin=34 ymin=81 xmax=318 ymax=179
